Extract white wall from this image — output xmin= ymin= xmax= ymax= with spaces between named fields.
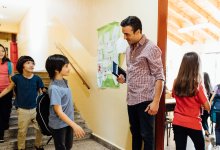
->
xmin=166 ymin=39 xmax=220 ymax=90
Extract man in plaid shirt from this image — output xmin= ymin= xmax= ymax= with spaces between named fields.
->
xmin=117 ymin=16 xmax=165 ymax=150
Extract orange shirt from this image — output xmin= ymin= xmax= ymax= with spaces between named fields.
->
xmin=0 ymin=62 xmax=10 ymax=92
xmin=172 ymin=84 xmax=208 ymax=130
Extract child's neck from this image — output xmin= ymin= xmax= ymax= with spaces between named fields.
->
xmin=54 ymin=74 xmax=63 ymax=80
xmin=22 ymin=71 xmax=33 ymax=79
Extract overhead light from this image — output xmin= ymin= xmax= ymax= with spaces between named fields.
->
xmin=178 ymin=23 xmax=210 ymax=33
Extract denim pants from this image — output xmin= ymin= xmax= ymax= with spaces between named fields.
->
xmin=127 ymin=101 xmax=155 ymax=150
xmin=173 ymin=125 xmax=205 ymax=150
xmin=51 ymin=126 xmax=73 ymax=150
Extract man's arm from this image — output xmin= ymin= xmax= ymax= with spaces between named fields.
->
xmin=0 ymin=82 xmax=15 ymax=98
xmin=153 ymin=79 xmax=164 ymax=104
xmin=145 ymin=79 xmax=164 ymax=115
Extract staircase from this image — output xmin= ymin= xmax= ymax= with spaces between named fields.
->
xmin=0 ymin=71 xmax=92 ymax=149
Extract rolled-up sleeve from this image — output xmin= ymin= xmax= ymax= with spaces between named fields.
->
xmin=147 ymin=46 xmax=165 ymax=81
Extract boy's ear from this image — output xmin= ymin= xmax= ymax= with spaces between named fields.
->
xmin=55 ymin=70 xmax=60 ymax=74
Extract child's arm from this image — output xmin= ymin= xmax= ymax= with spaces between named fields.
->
xmin=38 ymin=88 xmax=43 ymax=94
xmin=53 ymin=105 xmax=85 ymax=138
xmin=0 ymin=82 xmax=15 ymax=98
xmin=209 ymin=92 xmax=216 ymax=106
xmin=203 ymin=101 xmax=211 ymax=112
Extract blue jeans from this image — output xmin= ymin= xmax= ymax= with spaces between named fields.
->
xmin=127 ymin=101 xmax=155 ymax=150
xmin=173 ymin=125 xmax=204 ymax=150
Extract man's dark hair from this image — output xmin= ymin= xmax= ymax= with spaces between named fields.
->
xmin=45 ymin=54 xmax=69 ymax=79
xmin=16 ymin=56 xmax=35 ymax=74
xmin=0 ymin=44 xmax=10 ymax=64
xmin=120 ymin=16 xmax=142 ymax=33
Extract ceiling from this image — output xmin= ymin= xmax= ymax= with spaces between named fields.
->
xmin=168 ymin=0 xmax=220 ymax=45
xmin=1 ymin=0 xmax=220 ymax=45
xmin=0 ymin=0 xmax=33 ymax=24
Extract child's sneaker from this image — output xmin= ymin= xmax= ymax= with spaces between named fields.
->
xmin=0 ymin=136 xmax=4 ymax=143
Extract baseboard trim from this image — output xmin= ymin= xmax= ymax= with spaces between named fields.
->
xmin=91 ymin=134 xmax=123 ymax=150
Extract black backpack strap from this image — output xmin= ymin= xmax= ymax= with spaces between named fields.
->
xmin=46 ymin=136 xmax=53 ymax=145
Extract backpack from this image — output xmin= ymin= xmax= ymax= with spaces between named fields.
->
xmin=7 ymin=61 xmax=12 ymax=75
xmin=210 ymin=95 xmax=220 ymax=123
xmin=36 ymin=90 xmax=52 ymax=136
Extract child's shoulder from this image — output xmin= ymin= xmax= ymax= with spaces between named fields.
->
xmin=33 ymin=74 xmax=40 ymax=78
xmin=11 ymin=73 xmax=22 ymax=79
xmin=49 ymin=83 xmax=60 ymax=90
xmin=32 ymin=74 xmax=43 ymax=80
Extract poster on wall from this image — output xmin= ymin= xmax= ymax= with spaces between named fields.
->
xmin=97 ymin=22 xmax=126 ymax=88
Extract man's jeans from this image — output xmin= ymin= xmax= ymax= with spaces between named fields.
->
xmin=128 ymin=101 xmax=155 ymax=150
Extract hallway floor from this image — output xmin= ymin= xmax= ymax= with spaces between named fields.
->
xmin=44 ymin=133 xmax=219 ymax=150
xmin=164 ymin=129 xmax=219 ymax=150
xmin=43 ymin=139 xmax=110 ymax=150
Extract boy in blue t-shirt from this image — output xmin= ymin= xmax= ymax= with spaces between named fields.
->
xmin=0 ymin=56 xmax=44 ymax=150
xmin=45 ymin=54 xmax=85 ymax=150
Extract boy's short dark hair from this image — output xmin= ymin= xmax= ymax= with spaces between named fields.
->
xmin=120 ymin=16 xmax=142 ymax=33
xmin=16 ymin=56 xmax=35 ymax=74
xmin=45 ymin=54 xmax=69 ymax=79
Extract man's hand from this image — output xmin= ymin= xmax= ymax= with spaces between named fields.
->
xmin=145 ymin=101 xmax=159 ymax=115
xmin=117 ymin=74 xmax=125 ymax=84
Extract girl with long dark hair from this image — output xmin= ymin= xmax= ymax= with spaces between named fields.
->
xmin=172 ymin=52 xmax=210 ymax=150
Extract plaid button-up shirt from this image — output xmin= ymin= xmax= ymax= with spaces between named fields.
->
xmin=126 ymin=35 xmax=165 ymax=105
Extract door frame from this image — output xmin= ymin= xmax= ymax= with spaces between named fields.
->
xmin=156 ymin=0 xmax=168 ymax=150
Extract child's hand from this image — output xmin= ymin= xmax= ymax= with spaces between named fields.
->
xmin=72 ymin=124 xmax=85 ymax=138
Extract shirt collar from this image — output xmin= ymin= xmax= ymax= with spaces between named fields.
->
xmin=130 ymin=34 xmax=148 ymax=49
xmin=139 ymin=34 xmax=147 ymax=46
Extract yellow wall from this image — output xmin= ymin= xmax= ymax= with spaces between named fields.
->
xmin=17 ymin=0 xmax=158 ymax=149
xmin=0 ymin=23 xmax=18 ymax=33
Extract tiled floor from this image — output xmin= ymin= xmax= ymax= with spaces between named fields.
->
xmin=164 ymin=128 xmax=219 ymax=150
xmin=45 ymin=133 xmax=219 ymax=150
xmin=44 ymin=139 xmax=110 ymax=150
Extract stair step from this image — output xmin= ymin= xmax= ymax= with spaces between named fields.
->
xmin=9 ymin=115 xmax=87 ymax=128
xmin=5 ymin=125 xmax=35 ymax=140
xmin=1 ymin=129 xmax=92 ymax=149
xmin=0 ymin=135 xmax=52 ymax=149
xmin=6 ymin=122 xmax=92 ymax=139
